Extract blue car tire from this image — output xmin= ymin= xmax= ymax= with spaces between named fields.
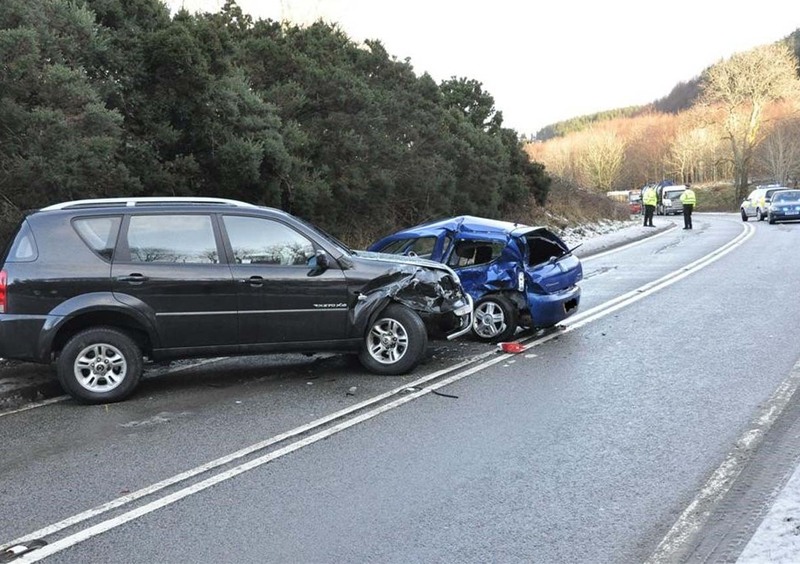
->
xmin=473 ymin=295 xmax=518 ymax=343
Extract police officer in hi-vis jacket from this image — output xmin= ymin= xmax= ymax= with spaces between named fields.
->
xmin=642 ymin=186 xmax=657 ymax=227
xmin=680 ymin=185 xmax=697 ymax=229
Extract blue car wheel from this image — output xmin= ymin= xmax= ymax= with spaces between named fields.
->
xmin=473 ymin=295 xmax=518 ymax=342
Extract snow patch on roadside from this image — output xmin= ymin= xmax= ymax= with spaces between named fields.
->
xmin=558 ymin=218 xmax=640 ymax=247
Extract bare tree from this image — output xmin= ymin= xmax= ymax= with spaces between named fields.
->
xmin=756 ymin=112 xmax=800 ymax=185
xmin=577 ymin=128 xmax=626 ymax=192
xmin=700 ymin=43 xmax=800 ymax=202
xmin=668 ymin=112 xmax=719 ymax=184
xmin=526 ymin=137 xmax=580 ymax=185
xmin=621 ymin=113 xmax=677 ymax=187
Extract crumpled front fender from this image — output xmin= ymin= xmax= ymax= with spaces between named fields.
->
xmin=457 ymin=261 xmax=521 ymax=302
xmin=351 ymin=265 xmax=469 ymax=333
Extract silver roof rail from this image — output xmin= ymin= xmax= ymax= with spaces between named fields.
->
xmin=41 ymin=197 xmax=258 ymax=211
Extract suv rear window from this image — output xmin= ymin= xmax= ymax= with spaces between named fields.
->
xmin=5 ymin=221 xmax=38 ymax=262
xmin=73 ymin=216 xmax=121 ymax=261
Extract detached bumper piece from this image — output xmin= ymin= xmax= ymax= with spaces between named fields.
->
xmin=1 ymin=540 xmax=48 ymax=562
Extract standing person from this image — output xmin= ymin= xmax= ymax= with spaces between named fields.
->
xmin=680 ymin=184 xmax=697 ymax=229
xmin=642 ymin=185 xmax=657 ymax=227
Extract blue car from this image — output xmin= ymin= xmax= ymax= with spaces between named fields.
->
xmin=768 ymin=189 xmax=800 ymax=224
xmin=368 ymin=216 xmax=583 ymax=342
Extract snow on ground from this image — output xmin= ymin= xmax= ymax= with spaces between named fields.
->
xmin=558 ymin=217 xmax=641 ymax=247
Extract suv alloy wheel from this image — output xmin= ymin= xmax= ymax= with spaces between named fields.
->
xmin=57 ymin=327 xmax=143 ymax=404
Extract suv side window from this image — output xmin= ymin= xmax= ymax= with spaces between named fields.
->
xmin=223 ymin=215 xmax=314 ymax=266
xmin=73 ymin=216 xmax=121 ymax=261
xmin=5 ymin=221 xmax=38 ymax=262
xmin=127 ymin=215 xmax=218 ymax=263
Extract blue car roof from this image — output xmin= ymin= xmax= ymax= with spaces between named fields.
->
xmin=385 ymin=216 xmax=546 ymax=239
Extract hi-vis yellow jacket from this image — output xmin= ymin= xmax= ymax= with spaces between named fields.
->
xmin=680 ymin=189 xmax=696 ymax=205
xmin=643 ymin=187 xmax=657 ymax=206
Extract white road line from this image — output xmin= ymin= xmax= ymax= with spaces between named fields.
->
xmin=565 ymin=220 xmax=753 ymax=328
xmin=647 ymin=359 xmax=800 ymax=563
xmin=582 ymin=222 xmax=677 ymax=261
xmin=7 ymin=220 xmax=754 ymax=562
xmin=15 ymin=352 xmax=523 ymax=563
xmin=3 ymin=354 xmax=491 ymax=549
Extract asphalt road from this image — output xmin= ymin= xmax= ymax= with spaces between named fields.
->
xmin=2 ymin=213 xmax=800 ymax=563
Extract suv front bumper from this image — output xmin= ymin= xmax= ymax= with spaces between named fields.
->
xmin=446 ymin=294 xmax=474 ymax=340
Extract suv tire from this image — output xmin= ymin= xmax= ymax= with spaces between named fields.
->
xmin=57 ymin=327 xmax=143 ymax=404
xmin=472 ymin=294 xmax=518 ymax=342
xmin=359 ymin=304 xmax=427 ymax=375
xmin=740 ymin=209 xmax=748 ymax=222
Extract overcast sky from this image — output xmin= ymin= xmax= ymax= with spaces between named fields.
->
xmin=166 ymin=0 xmax=799 ymax=136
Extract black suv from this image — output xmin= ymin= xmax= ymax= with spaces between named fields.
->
xmin=0 ymin=198 xmax=473 ymax=403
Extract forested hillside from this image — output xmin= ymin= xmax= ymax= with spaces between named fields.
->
xmin=0 ymin=0 xmax=551 ymax=244
xmin=528 ymin=29 xmax=800 ymax=204
xmin=535 ymin=31 xmax=800 ymax=143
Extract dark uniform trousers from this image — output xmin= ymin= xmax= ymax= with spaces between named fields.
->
xmin=644 ymin=205 xmax=655 ymax=227
xmin=683 ymin=204 xmax=694 ymax=229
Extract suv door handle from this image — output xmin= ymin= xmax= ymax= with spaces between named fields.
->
xmin=117 ymin=274 xmax=149 ymax=284
xmin=241 ymin=276 xmax=264 ymax=287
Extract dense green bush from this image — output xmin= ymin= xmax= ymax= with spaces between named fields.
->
xmin=0 ymin=0 xmax=551 ymax=247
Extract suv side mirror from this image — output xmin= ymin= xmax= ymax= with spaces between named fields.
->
xmin=308 ymin=250 xmax=330 ymax=276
